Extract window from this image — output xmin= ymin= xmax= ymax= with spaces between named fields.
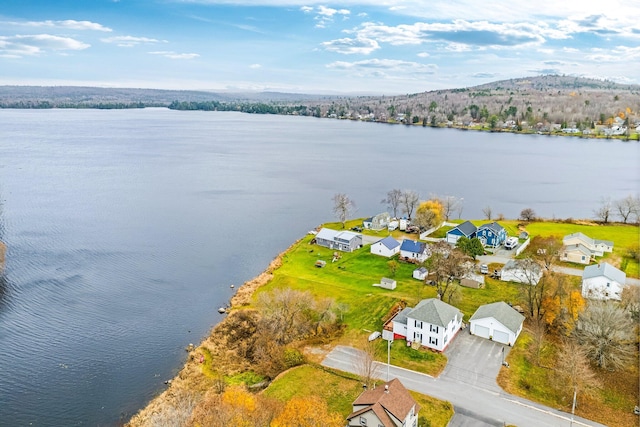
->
xmin=429 ymin=337 xmax=438 ymax=346
xmin=606 ymin=282 xmax=610 ymax=287
xmin=414 ymin=320 xmax=422 ymax=329
xmin=430 ymin=324 xmax=439 ymax=333
xmin=360 ymin=416 xmax=367 ymax=425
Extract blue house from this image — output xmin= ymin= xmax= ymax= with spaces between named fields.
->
xmin=446 ymin=221 xmax=477 ymax=244
xmin=476 ymin=222 xmax=507 ymax=248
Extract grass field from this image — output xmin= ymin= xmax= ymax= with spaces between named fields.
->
xmin=498 ymin=331 xmax=639 ymax=427
xmin=264 ymin=364 xmax=454 ymax=426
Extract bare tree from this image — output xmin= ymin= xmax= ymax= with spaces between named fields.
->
xmin=356 ymin=339 xmax=382 ymax=389
xmin=593 ymin=197 xmax=613 ymax=223
xmin=555 ymin=339 xmax=599 ymax=414
xmin=332 ymin=193 xmax=355 ymax=228
xmin=256 ymin=288 xmax=314 ymax=345
xmin=516 ymin=258 xmax=547 ymax=320
xmin=528 ymin=235 xmax=563 ymax=270
xmin=573 ymin=300 xmax=635 ymax=370
xmin=437 ymin=195 xmax=462 ymax=221
xmin=620 ymin=285 xmax=640 ymax=321
xmin=519 ymin=208 xmax=536 ymax=222
xmin=482 ymin=205 xmax=493 ymax=220
xmin=381 ymin=189 xmax=403 ymax=218
xmin=614 ymin=194 xmax=640 ymax=224
xmin=400 ymin=190 xmax=420 ymax=219
xmin=528 ymin=317 xmax=547 ymax=366
xmin=426 ymin=243 xmax=472 ymax=304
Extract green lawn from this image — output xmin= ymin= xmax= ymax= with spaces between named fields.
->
xmin=263 ymin=364 xmax=454 ymax=427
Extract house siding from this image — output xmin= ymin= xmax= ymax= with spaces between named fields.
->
xmin=470 ymin=316 xmax=519 ymax=346
xmin=582 ymin=277 xmax=623 ymax=301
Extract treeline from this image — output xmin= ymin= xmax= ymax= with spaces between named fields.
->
xmin=0 ymin=100 xmax=160 ymax=109
xmin=168 ymin=100 xmax=316 ymax=116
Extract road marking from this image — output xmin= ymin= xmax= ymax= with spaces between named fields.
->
xmin=502 ymin=398 xmax=594 ymax=426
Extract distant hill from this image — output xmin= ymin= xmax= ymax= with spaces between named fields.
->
xmin=1 ymin=76 xmax=639 ymax=131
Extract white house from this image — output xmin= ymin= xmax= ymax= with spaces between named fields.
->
xmin=563 ymin=232 xmax=613 ymax=257
xmin=582 ymin=262 xmax=626 ymax=301
xmin=500 ymin=259 xmax=543 ymax=285
xmin=371 ymin=236 xmax=401 ymax=258
xmin=346 ymin=378 xmax=419 ymax=427
xmin=315 ymin=228 xmax=363 ymax=252
xmin=388 ymin=298 xmax=462 ymax=352
xmin=400 ymin=240 xmax=430 ymax=263
xmin=469 ymin=302 xmax=525 ymax=346
xmin=560 ymin=243 xmax=593 ymax=265
xmin=412 ymin=267 xmax=428 ymax=281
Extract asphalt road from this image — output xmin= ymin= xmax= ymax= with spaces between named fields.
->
xmin=322 ymin=345 xmax=607 ymax=427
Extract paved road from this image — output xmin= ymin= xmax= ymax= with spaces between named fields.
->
xmin=477 ymin=255 xmax=640 ymax=286
xmin=322 ymin=345 xmax=606 ymax=427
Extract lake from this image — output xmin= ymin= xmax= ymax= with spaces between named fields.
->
xmin=0 ymin=108 xmax=637 ymax=425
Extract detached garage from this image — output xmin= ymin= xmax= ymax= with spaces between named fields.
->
xmin=469 ymin=302 xmax=525 ymax=346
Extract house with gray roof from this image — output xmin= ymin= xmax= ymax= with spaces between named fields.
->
xmin=446 ymin=220 xmax=477 ymax=244
xmin=388 ymin=298 xmax=462 ymax=351
xmin=315 ymin=227 xmax=363 ymax=252
xmin=582 ymin=262 xmax=626 ymax=301
xmin=346 ymin=378 xmax=419 ymax=427
xmin=363 ymin=212 xmax=391 ymax=231
xmin=470 ymin=302 xmax=525 ymax=346
xmin=563 ymin=232 xmax=613 ymax=257
xmin=500 ymin=259 xmax=543 ymax=285
xmin=371 ymin=236 xmax=401 ymax=258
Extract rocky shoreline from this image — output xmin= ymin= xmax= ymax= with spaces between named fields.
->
xmin=126 ymin=239 xmax=299 ymax=426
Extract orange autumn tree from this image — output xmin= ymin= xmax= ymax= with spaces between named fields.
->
xmin=271 ymin=396 xmax=343 ymax=427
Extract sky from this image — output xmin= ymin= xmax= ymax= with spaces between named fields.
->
xmin=1 ymin=0 xmax=639 ymax=94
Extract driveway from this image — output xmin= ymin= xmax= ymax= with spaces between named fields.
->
xmin=442 ymin=331 xmax=509 ymax=392
xmin=322 ymin=345 xmax=606 ymax=427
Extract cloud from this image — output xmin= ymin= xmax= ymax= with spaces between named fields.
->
xmin=327 ymin=58 xmax=438 ymax=79
xmin=558 ymin=14 xmax=640 ymax=39
xmin=102 ymin=36 xmax=167 ymax=47
xmin=249 ymin=63 xmax=262 ymax=68
xmin=2 ymin=19 xmax=112 ymax=32
xmin=148 ymin=51 xmax=200 ymax=59
xmin=472 ymin=72 xmax=499 ymax=78
xmin=353 ymin=20 xmax=553 ymax=49
xmin=321 ymin=37 xmax=379 ymax=54
xmin=417 ymin=52 xmax=429 ymax=57
xmin=0 ymin=34 xmax=90 ymax=57
xmin=585 ymin=45 xmax=640 ymax=62
xmin=301 ymin=5 xmax=350 ymax=28
xmin=528 ymin=68 xmax=561 ymax=75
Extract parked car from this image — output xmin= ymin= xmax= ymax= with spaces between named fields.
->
xmin=504 ymin=237 xmax=518 ymax=250
xmin=480 ymin=264 xmax=489 ymax=274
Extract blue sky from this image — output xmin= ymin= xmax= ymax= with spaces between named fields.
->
xmin=1 ymin=0 xmax=639 ymax=94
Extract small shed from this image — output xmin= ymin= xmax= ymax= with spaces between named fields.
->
xmin=379 ymin=277 xmax=397 ymax=290
xmin=413 ymin=267 xmax=428 ymax=281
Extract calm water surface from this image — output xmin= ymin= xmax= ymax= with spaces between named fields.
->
xmin=0 ymin=109 xmax=638 ymax=425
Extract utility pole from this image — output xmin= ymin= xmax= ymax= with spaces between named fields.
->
xmin=570 ymin=388 xmax=576 ymax=427
xmin=387 ymin=338 xmax=392 ymax=381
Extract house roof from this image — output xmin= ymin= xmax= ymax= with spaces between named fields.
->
xmin=414 ymin=267 xmax=428 ymax=274
xmin=393 ymin=307 xmax=413 ymax=326
xmin=377 ymin=236 xmax=400 ymax=250
xmin=347 ymin=379 xmax=419 ymax=427
xmin=316 ymin=227 xmax=338 ymax=241
xmin=564 ymin=243 xmax=592 ymax=256
xmin=501 ymin=259 xmax=542 ymax=275
xmin=470 ymin=302 xmax=525 ymax=334
xmin=400 ymin=239 xmax=426 ymax=253
xmin=564 ymin=232 xmax=613 ymax=248
xmin=408 ymin=298 xmax=461 ymax=328
xmin=478 ymin=222 xmax=504 ymax=234
xmin=335 ymin=230 xmax=360 ymax=242
xmin=451 ymin=220 xmax=477 ymax=237
xmin=583 ymin=262 xmax=626 ymax=284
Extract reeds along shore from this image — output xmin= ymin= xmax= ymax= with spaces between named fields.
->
xmin=126 ymin=238 xmax=301 ymax=426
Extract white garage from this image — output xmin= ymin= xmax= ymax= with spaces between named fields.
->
xmin=469 ymin=302 xmax=525 ymax=346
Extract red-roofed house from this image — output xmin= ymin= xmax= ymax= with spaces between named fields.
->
xmin=346 ymin=378 xmax=419 ymax=427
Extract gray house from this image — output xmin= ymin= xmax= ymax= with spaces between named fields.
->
xmin=470 ymin=302 xmax=525 ymax=346
xmin=315 ymin=227 xmax=363 ymax=252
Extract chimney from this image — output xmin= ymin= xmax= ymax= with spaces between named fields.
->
xmin=384 ymin=384 xmax=389 ymax=393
